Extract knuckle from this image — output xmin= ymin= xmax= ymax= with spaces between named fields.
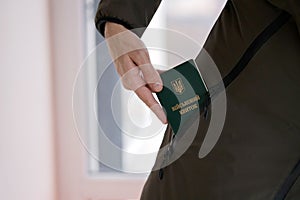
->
xmin=138 ymin=49 xmax=148 ymax=57
xmin=133 ymin=50 xmax=149 ymax=64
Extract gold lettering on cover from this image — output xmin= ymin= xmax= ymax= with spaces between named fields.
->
xmin=171 ymin=95 xmax=200 ymax=112
xmin=179 ymin=103 xmax=198 ymax=115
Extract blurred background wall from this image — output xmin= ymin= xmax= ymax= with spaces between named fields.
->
xmin=0 ymin=0 xmax=56 ymax=200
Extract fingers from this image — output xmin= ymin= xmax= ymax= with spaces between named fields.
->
xmin=120 ymin=67 xmax=167 ymax=124
xmin=121 ymin=67 xmax=145 ymax=91
xmin=104 ymin=25 xmax=166 ymax=123
xmin=115 ymin=55 xmax=145 ymax=91
xmin=106 ymin=26 xmax=163 ymax=92
xmin=117 ymin=55 xmax=167 ymax=124
xmin=135 ymin=86 xmax=167 ymax=124
xmin=129 ymin=50 xmax=163 ymax=92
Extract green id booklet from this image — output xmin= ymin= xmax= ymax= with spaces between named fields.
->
xmin=156 ymin=59 xmax=209 ymax=134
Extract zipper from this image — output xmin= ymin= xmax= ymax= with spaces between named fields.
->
xmin=157 ymin=11 xmax=291 ymax=181
xmin=209 ymin=11 xmax=291 ymax=100
xmin=159 ymin=132 xmax=175 ymax=180
xmin=222 ymin=11 xmax=291 ymax=88
xmin=158 ymin=101 xmax=210 ymax=180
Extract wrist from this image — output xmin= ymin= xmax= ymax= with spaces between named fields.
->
xmin=104 ymin=22 xmax=127 ymax=38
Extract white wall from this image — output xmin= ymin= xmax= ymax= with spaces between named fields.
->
xmin=0 ymin=1 xmax=56 ymax=200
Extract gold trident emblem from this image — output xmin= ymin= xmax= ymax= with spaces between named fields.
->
xmin=171 ymin=78 xmax=185 ymax=95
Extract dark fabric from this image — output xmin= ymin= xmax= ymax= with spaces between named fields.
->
xmin=94 ymin=0 xmax=300 ymax=36
xmin=274 ymin=160 xmax=300 ymax=200
xmin=95 ymin=0 xmax=300 ymax=199
xmin=267 ymin=0 xmax=300 ymax=34
xmin=94 ymin=0 xmax=161 ymax=36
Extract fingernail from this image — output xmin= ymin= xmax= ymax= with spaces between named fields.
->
xmin=151 ymin=104 xmax=168 ymax=124
xmin=153 ymin=83 xmax=163 ymax=92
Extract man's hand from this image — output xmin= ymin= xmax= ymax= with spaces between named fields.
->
xmin=104 ymin=22 xmax=167 ymax=124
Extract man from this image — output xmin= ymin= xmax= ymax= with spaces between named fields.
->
xmin=95 ymin=0 xmax=300 ymax=199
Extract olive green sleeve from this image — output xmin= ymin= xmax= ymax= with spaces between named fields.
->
xmin=95 ymin=0 xmax=162 ymax=36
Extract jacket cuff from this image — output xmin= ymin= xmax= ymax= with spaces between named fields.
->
xmin=94 ymin=0 xmax=161 ymax=37
xmin=95 ymin=17 xmax=133 ymax=37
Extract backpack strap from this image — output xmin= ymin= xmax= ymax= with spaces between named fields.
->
xmin=209 ymin=11 xmax=291 ymax=98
